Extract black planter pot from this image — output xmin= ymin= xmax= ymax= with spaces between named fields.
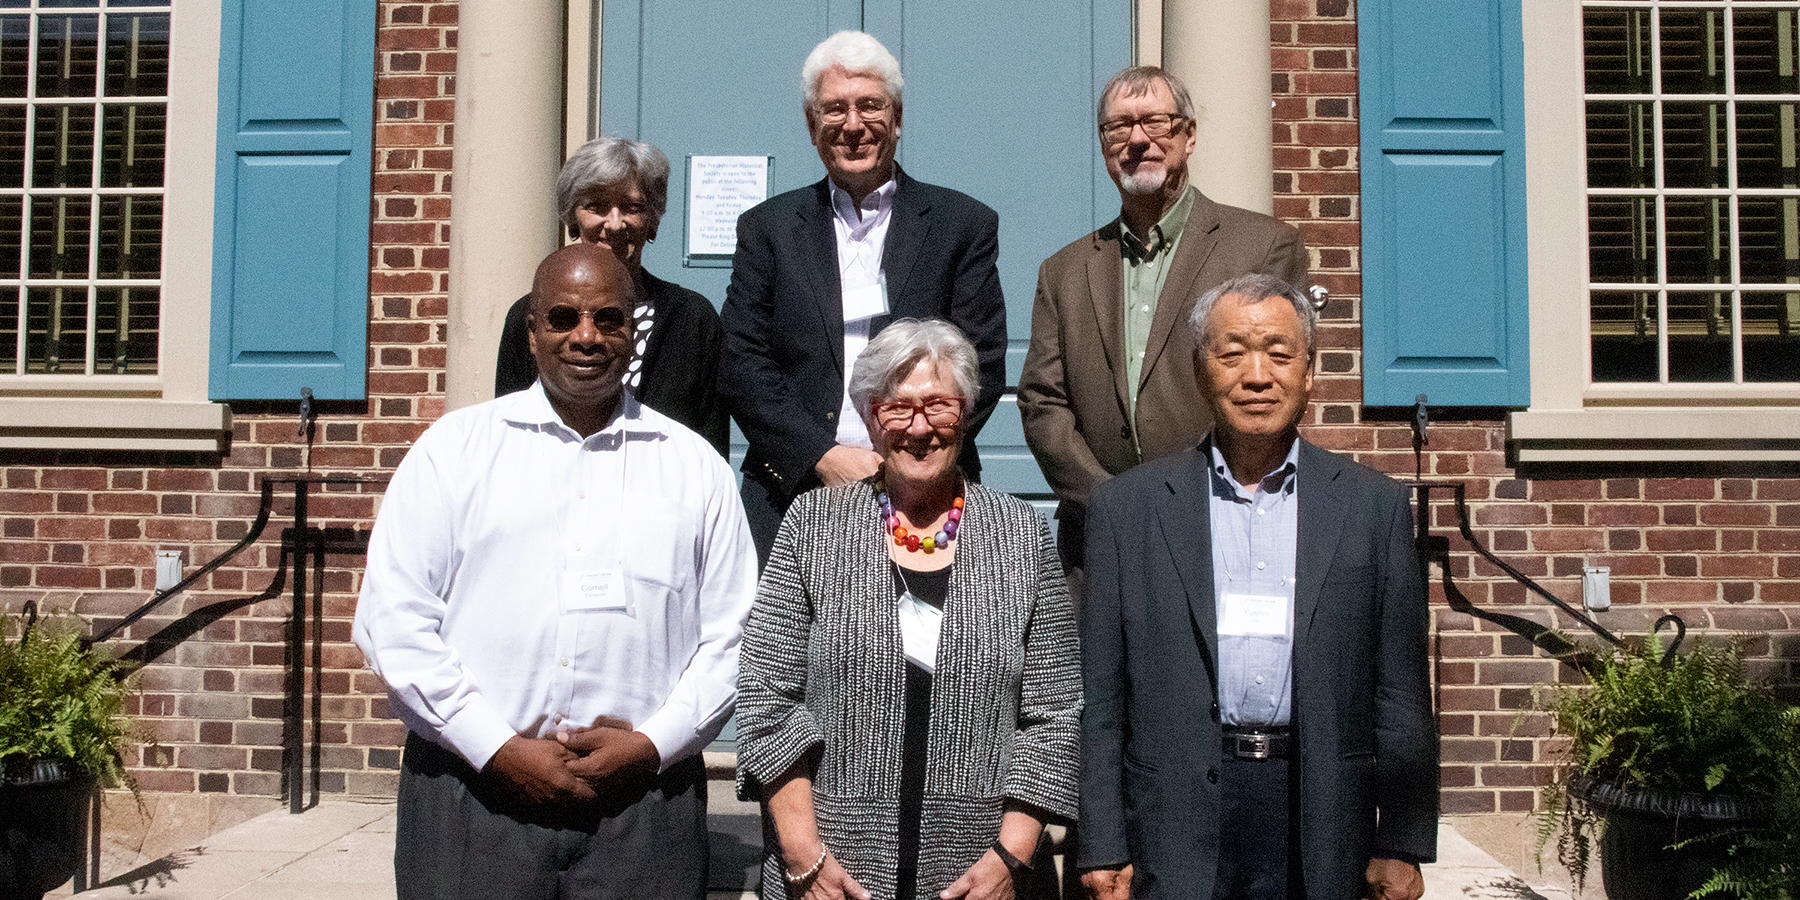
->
xmin=0 ymin=760 xmax=92 ymax=900
xmin=1574 ymin=776 xmax=1775 ymax=900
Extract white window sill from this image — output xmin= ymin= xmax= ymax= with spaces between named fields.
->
xmin=1509 ymin=407 xmax=1800 ymax=463
xmin=0 ymin=396 xmax=231 ymax=452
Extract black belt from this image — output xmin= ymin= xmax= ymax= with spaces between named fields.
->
xmin=1222 ymin=726 xmax=1291 ymax=760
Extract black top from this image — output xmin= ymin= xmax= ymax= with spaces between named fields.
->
xmin=893 ymin=562 xmax=950 ymax=900
xmin=495 ymin=269 xmax=730 ymax=456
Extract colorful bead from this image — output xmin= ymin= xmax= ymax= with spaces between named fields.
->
xmin=952 ymin=496 xmax=963 ymax=509
xmin=947 ymin=509 xmax=960 ymax=523
xmin=906 ymin=534 xmax=921 ymax=552
xmin=894 ymin=526 xmax=908 ymax=541
xmin=921 ymin=536 xmax=936 ymax=550
xmin=944 ymin=521 xmax=957 ymax=538
xmin=934 ymin=530 xmax=948 ymax=545
xmin=878 ymin=474 xmax=966 ymax=553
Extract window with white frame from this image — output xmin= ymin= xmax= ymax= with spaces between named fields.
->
xmin=0 ymin=0 xmax=166 ymax=378
xmin=1584 ymin=2 xmax=1800 ymax=385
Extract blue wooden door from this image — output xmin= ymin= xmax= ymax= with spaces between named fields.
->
xmin=600 ymin=0 xmax=1129 ymax=495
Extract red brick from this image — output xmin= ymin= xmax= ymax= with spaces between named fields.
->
xmin=1532 ymin=529 xmax=1605 ymax=552
xmin=1644 ymin=529 xmax=1717 ymax=552
xmin=1440 ymin=790 xmax=1497 ymax=814
xmin=1699 ymin=555 xmax=1774 ymax=579
xmin=1644 ymin=479 xmax=1719 ymax=501
xmin=1700 ymin=503 xmax=1773 ymax=526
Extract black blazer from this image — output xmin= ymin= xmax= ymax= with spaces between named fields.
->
xmin=495 ymin=270 xmax=729 ymax=456
xmin=1079 ymin=438 xmax=1438 ymax=899
xmin=718 ymin=168 xmax=1007 ymax=504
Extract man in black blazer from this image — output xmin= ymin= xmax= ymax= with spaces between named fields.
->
xmin=1080 ymin=274 xmax=1436 ymax=900
xmin=719 ymin=30 xmax=1007 ymax=561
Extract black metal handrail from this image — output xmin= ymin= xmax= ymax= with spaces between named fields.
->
xmin=1404 ymin=396 xmax=1684 ymax=673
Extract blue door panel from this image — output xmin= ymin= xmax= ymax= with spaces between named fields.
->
xmin=1359 ymin=0 xmax=1528 ymax=407
xmin=210 ymin=0 xmax=375 ymax=401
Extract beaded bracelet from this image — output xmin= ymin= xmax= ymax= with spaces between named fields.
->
xmin=784 ymin=846 xmax=828 ymax=885
xmin=992 ymin=840 xmax=1033 ymax=875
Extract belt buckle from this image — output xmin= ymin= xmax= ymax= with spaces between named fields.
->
xmin=1233 ymin=732 xmax=1274 ymax=760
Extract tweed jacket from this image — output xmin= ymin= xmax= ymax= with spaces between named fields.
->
xmin=1019 ymin=190 xmax=1307 ymax=522
xmin=736 ymin=480 xmax=1081 ymax=900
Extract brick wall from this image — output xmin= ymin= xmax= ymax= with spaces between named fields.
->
xmin=0 ymin=0 xmax=454 ymax=799
xmin=1271 ymin=0 xmax=1800 ymax=816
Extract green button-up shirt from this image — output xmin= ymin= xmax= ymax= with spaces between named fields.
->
xmin=1120 ymin=185 xmax=1197 ymax=450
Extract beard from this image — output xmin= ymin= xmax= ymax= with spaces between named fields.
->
xmin=1118 ymin=163 xmax=1167 ymax=195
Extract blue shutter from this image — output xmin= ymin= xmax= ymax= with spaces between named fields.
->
xmin=1358 ymin=0 xmax=1529 ymax=406
xmin=210 ymin=1 xmax=375 ymax=400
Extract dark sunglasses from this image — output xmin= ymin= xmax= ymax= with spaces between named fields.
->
xmin=541 ymin=305 xmax=629 ymax=335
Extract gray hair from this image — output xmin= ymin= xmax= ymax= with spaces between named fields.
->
xmin=1188 ymin=273 xmax=1318 ymax=355
xmin=556 ymin=137 xmax=671 ymax=240
xmin=802 ymin=31 xmax=904 ymax=112
xmin=1097 ymin=66 xmax=1196 ymax=129
xmin=848 ymin=319 xmax=979 ymax=422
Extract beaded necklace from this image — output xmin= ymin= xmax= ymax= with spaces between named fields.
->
xmin=876 ymin=478 xmax=963 ymax=553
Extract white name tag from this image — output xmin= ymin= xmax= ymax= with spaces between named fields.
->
xmin=563 ymin=567 xmax=629 ymax=612
xmin=842 ymin=279 xmax=888 ymax=322
xmin=1218 ymin=592 xmax=1291 ymax=638
xmin=897 ymin=591 xmax=943 ymax=674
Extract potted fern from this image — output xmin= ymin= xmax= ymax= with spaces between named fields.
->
xmin=1535 ymin=631 xmax=1800 ymax=900
xmin=0 ymin=606 xmax=137 ymax=899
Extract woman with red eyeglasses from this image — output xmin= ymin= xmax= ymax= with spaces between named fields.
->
xmin=735 ymin=318 xmax=1080 ymax=900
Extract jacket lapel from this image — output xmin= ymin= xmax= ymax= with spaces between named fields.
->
xmin=1140 ymin=190 xmax=1223 ymax=387
xmin=878 ymin=168 xmax=927 ymax=329
xmin=1157 ymin=452 xmax=1218 ymax=682
xmin=1086 ymin=221 xmax=1131 ymax=423
xmin=797 ymin=178 xmax=845 ymax=377
xmin=1293 ymin=439 xmax=1347 ymax=656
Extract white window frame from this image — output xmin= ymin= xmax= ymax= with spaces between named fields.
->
xmin=0 ymin=0 xmax=228 ymax=453
xmin=1510 ymin=0 xmax=1800 ymax=464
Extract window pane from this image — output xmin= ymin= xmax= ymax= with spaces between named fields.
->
xmin=0 ymin=105 xmax=23 ymax=187
xmin=1733 ymin=7 xmax=1800 ymax=95
xmin=1736 ymin=195 xmax=1799 ymax=283
xmin=1591 ymin=290 xmax=1660 ymax=381
xmin=31 ymin=102 xmax=93 ymax=187
xmin=0 ymin=195 xmax=21 ymax=274
xmin=1742 ymin=291 xmax=1800 ymax=381
xmin=91 ymin=284 xmax=152 ymax=373
xmin=36 ymin=15 xmax=98 ymax=98
xmin=99 ymin=101 xmax=160 ymax=186
xmin=103 ymin=12 xmax=167 ymax=97
xmin=0 ymin=289 xmax=14 ymax=373
xmin=1585 ymin=7 xmax=1653 ymax=94
xmin=1661 ymin=8 xmax=1727 ymax=94
xmin=1589 ymin=196 xmax=1658 ymax=282
xmin=1587 ymin=100 xmax=1654 ymax=187
xmin=1665 ymin=290 xmax=1734 ymax=381
xmin=0 ymin=15 xmax=27 ymax=97
xmin=1734 ymin=102 xmax=1798 ymax=188
xmin=27 ymin=193 xmax=89 ymax=277
xmin=40 ymin=0 xmax=101 ymax=7
xmin=96 ymin=192 xmax=155 ymax=277
xmin=1662 ymin=101 xmax=1728 ymax=187
xmin=23 ymin=284 xmax=85 ymax=373
xmin=1664 ymin=195 xmax=1730 ymax=282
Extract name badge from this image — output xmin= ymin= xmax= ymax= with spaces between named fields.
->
xmin=842 ymin=279 xmax=888 ymax=322
xmin=1218 ymin=592 xmax=1290 ymax=638
xmin=563 ymin=567 xmax=629 ymax=613
xmin=897 ymin=591 xmax=943 ymax=674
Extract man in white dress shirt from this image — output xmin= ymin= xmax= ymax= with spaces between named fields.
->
xmin=354 ymin=243 xmax=758 ymax=899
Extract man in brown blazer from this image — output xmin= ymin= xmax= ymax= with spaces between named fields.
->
xmin=1020 ymin=66 xmax=1309 ymax=572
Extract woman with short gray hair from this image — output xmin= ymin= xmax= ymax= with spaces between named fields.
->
xmin=494 ymin=136 xmax=727 ymax=454
xmin=737 ymin=319 xmax=1080 ymax=900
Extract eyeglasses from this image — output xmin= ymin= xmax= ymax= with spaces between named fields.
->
xmin=872 ymin=396 xmax=965 ymax=430
xmin=541 ymin=305 xmax=629 ymax=336
xmin=1099 ymin=113 xmax=1187 ymax=144
xmin=815 ymin=96 xmax=891 ymax=126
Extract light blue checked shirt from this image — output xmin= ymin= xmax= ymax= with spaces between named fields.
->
xmin=1206 ymin=437 xmax=1300 ymax=727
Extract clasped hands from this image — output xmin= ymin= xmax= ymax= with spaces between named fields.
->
xmin=484 ymin=715 xmax=660 ymax=807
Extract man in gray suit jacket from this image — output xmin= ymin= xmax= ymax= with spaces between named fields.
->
xmin=721 ymin=31 xmax=1007 ymax=562
xmin=1079 ymin=274 xmax=1436 ymax=900
xmin=1020 ymin=66 xmax=1308 ymax=572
